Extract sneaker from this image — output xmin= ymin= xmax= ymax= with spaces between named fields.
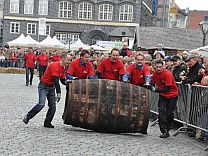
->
xmin=26 ymin=83 xmax=29 ymax=86
xmin=44 ymin=123 xmax=54 ymax=128
xmin=30 ymin=82 xmax=32 ymax=86
xmin=23 ymin=115 xmax=29 ymax=124
xmin=160 ymin=132 xmax=170 ymax=138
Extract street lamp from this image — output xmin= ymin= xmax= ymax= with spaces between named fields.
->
xmin=199 ymin=20 xmax=208 ymax=46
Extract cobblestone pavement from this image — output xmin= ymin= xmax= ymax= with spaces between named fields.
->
xmin=0 ymin=73 xmax=207 ymax=156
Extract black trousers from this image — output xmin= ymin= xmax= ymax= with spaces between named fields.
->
xmin=39 ymin=65 xmax=47 ymax=80
xmin=158 ymin=95 xmax=178 ymax=133
xmin=26 ymin=67 xmax=34 ymax=85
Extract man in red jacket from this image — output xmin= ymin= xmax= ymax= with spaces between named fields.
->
xmin=24 ymin=48 xmax=37 ymax=86
xmin=122 ymin=52 xmax=151 ymax=86
xmin=96 ymin=48 xmax=125 ymax=81
xmin=151 ymin=59 xmax=178 ymax=138
xmin=37 ymin=50 xmax=49 ymax=79
xmin=23 ymin=53 xmax=72 ymax=128
xmin=51 ymin=51 xmax=61 ymax=62
xmin=66 ymin=50 xmax=95 ymax=80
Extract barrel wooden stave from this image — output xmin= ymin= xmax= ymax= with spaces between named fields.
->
xmin=63 ymin=79 xmax=151 ymax=133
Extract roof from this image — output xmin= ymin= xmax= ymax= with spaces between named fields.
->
xmin=134 ymin=26 xmax=208 ymax=50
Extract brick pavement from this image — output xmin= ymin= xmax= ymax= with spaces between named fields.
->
xmin=0 ymin=73 xmax=207 ymax=156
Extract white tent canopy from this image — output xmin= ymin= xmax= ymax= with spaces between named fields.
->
xmin=39 ymin=35 xmax=54 ymax=48
xmin=7 ymin=34 xmax=27 ymax=47
xmin=39 ymin=35 xmax=69 ymax=49
xmin=70 ymin=39 xmax=89 ymax=50
xmin=52 ymin=36 xmax=68 ymax=49
xmin=190 ymin=45 xmax=208 ymax=57
xmin=25 ymin=35 xmax=40 ymax=48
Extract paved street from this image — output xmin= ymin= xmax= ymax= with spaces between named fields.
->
xmin=0 ymin=73 xmax=207 ymax=156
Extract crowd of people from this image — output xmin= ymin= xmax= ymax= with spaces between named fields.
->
xmin=1 ymin=43 xmax=207 ymax=139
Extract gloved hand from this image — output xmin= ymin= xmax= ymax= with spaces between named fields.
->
xmin=73 ymin=77 xmax=79 ymax=80
xmin=123 ymin=80 xmax=128 ymax=83
xmin=65 ymin=79 xmax=72 ymax=84
xmin=144 ymin=82 xmax=151 ymax=89
xmin=151 ymin=86 xmax=156 ymax=92
xmin=56 ymin=93 xmax=61 ymax=102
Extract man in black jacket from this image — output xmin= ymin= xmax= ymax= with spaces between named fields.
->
xmin=172 ymin=55 xmax=187 ymax=82
xmin=181 ymin=55 xmax=203 ymax=84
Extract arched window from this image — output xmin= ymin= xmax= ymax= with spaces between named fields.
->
xmin=99 ymin=4 xmax=113 ymax=20
xmin=59 ymin=1 xmax=72 ymax=18
xmin=78 ymin=2 xmax=92 ymax=19
xmin=119 ymin=4 xmax=133 ymax=21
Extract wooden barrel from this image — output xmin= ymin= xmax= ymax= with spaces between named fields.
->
xmin=63 ymin=79 xmax=151 ymax=133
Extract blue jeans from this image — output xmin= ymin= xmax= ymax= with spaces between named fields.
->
xmin=27 ymin=84 xmax=56 ymax=124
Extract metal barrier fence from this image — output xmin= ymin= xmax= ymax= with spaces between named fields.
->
xmin=150 ymin=83 xmax=191 ymax=132
xmin=150 ymin=83 xmax=208 ymax=137
xmin=189 ymin=85 xmax=208 ymax=132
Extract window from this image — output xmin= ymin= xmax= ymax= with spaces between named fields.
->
xmin=27 ymin=23 xmax=36 ymax=35
xmin=56 ymin=34 xmax=79 ymax=44
xmin=10 ymin=22 xmax=20 ymax=34
xmin=99 ymin=4 xmax=113 ymax=20
xmin=78 ymin=3 xmax=92 ymax=19
xmin=119 ymin=4 xmax=133 ymax=21
xmin=59 ymin=1 xmax=72 ymax=18
xmin=24 ymin=0 xmax=34 ymax=14
xmin=10 ymin=0 xmax=19 ymax=13
xmin=39 ymin=0 xmax=48 ymax=15
xmin=46 ymin=24 xmax=50 ymax=35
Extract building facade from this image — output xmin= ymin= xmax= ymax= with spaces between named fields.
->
xmin=0 ymin=0 xmax=3 ymax=46
xmin=188 ymin=10 xmax=208 ymax=30
xmin=155 ymin=0 xmax=187 ymax=28
xmin=3 ymin=0 xmax=153 ymax=46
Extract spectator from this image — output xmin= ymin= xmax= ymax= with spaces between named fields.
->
xmin=172 ymin=55 xmax=187 ymax=82
xmin=181 ymin=55 xmax=204 ymax=84
xmin=9 ymin=51 xmax=17 ymax=67
xmin=182 ymin=51 xmax=189 ymax=62
xmin=153 ymin=44 xmax=165 ymax=60
xmin=91 ymin=53 xmax=100 ymax=70
xmin=164 ymin=56 xmax=173 ymax=72
xmin=0 ymin=51 xmax=6 ymax=67
xmin=130 ymin=50 xmax=137 ymax=62
xmin=17 ymin=49 xmax=25 ymax=68
xmin=120 ymin=42 xmax=131 ymax=57
xmin=122 ymin=56 xmax=130 ymax=70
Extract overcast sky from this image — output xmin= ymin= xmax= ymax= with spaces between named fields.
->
xmin=175 ymin=0 xmax=208 ymax=10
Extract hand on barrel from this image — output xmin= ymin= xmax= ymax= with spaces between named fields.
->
xmin=123 ymin=80 xmax=129 ymax=83
xmin=56 ymin=93 xmax=61 ymax=102
xmin=73 ymin=77 xmax=79 ymax=80
xmin=144 ymin=82 xmax=151 ymax=89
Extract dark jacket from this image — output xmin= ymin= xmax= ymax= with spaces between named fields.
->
xmin=182 ymin=61 xmax=203 ymax=84
xmin=172 ymin=62 xmax=187 ymax=82
xmin=120 ymin=48 xmax=130 ymax=57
